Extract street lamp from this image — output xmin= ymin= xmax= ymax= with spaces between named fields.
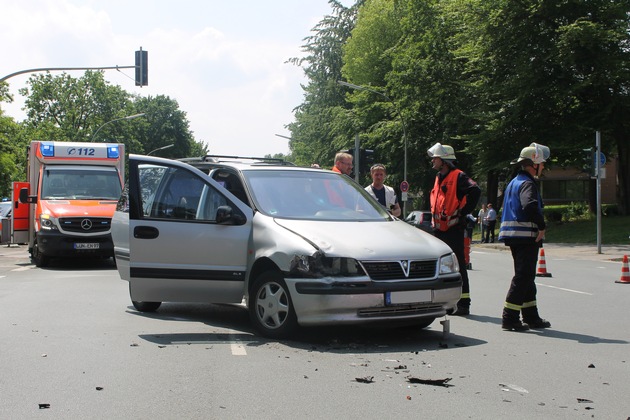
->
xmin=92 ymin=113 xmax=146 ymax=141
xmin=147 ymin=143 xmax=174 ymax=156
xmin=337 ymin=80 xmax=408 ymax=216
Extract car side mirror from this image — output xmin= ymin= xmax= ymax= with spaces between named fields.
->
xmin=216 ymin=205 xmax=246 ymax=225
xmin=216 ymin=205 xmax=234 ymax=225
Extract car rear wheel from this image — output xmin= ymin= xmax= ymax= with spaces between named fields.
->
xmin=132 ymin=300 xmax=161 ymax=312
xmin=249 ymin=271 xmax=297 ymax=339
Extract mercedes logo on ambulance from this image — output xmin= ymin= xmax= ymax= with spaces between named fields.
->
xmin=81 ymin=219 xmax=93 ymax=230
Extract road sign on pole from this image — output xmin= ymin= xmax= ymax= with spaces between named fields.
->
xmin=400 ymin=181 xmax=409 ymax=193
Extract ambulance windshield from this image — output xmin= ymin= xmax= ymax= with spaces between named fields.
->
xmin=41 ymin=166 xmax=122 ymax=200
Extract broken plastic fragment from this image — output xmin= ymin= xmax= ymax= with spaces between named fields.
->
xmin=406 ymin=376 xmax=453 ymax=387
xmin=500 ymin=383 xmax=529 ymax=394
xmin=577 ymin=398 xmax=593 ymax=403
xmin=38 ymin=403 xmax=50 ymax=409
xmin=355 ymin=376 xmax=375 ymax=383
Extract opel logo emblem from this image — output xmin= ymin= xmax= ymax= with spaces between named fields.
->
xmin=81 ymin=219 xmax=93 ymax=230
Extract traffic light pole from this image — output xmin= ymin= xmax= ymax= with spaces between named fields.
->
xmin=1 ymin=48 xmax=147 ymax=85
xmin=0 ymin=65 xmax=134 ymax=84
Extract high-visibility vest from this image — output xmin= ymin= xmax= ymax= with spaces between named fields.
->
xmin=498 ymin=173 xmax=542 ymax=241
xmin=430 ymin=169 xmax=466 ymax=232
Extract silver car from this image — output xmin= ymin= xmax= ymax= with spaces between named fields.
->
xmin=112 ymin=155 xmax=461 ymax=338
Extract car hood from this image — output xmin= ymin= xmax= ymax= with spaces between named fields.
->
xmin=273 ymin=218 xmax=450 ymax=260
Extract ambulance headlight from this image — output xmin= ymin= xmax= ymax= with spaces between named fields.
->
xmin=40 ymin=214 xmax=59 ymax=230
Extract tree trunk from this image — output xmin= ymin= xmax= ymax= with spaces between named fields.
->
xmin=486 ymin=170 xmax=501 ymax=210
xmin=616 ymin=134 xmax=629 ymax=216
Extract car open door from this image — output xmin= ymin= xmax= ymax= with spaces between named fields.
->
xmin=123 ymin=155 xmax=253 ymax=304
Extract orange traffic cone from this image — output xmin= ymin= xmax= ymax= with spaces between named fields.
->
xmin=616 ymin=255 xmax=630 ymax=284
xmin=536 ymin=247 xmax=552 ymax=277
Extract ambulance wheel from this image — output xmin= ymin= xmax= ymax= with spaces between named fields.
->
xmin=249 ymin=271 xmax=297 ymax=339
xmin=132 ymin=301 xmax=161 ymax=312
xmin=32 ymin=241 xmax=49 ymax=268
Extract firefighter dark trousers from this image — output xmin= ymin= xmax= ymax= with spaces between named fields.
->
xmin=435 ymin=227 xmax=470 ymax=307
xmin=503 ymin=243 xmax=542 ymax=322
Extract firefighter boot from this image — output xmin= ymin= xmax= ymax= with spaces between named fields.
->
xmin=502 ymin=308 xmax=529 ymax=331
xmin=522 ymin=306 xmax=551 ymax=329
xmin=451 ymin=298 xmax=470 ymax=316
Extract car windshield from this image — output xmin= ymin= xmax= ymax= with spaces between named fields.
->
xmin=244 ymin=170 xmax=391 ymax=221
xmin=41 ymin=167 xmax=122 ymax=200
xmin=0 ymin=202 xmax=11 ymax=217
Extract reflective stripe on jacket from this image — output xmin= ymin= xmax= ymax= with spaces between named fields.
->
xmin=430 ymin=169 xmax=466 ymax=232
xmin=498 ymin=173 xmax=542 ymax=242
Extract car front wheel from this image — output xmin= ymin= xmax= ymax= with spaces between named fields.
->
xmin=249 ymin=271 xmax=297 ymax=339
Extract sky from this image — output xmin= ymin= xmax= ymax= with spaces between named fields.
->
xmin=1 ymin=0 xmax=353 ymax=157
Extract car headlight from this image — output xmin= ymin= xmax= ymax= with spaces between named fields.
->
xmin=40 ymin=214 xmax=59 ymax=230
xmin=289 ymin=251 xmax=364 ymax=278
xmin=438 ymin=252 xmax=459 ymax=274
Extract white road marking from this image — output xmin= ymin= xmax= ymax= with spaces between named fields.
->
xmin=538 ymin=283 xmax=592 ymax=295
xmin=12 ymin=267 xmax=32 ymax=272
xmin=230 ymin=341 xmax=247 ymax=356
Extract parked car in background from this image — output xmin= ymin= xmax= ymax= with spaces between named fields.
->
xmin=112 ymin=155 xmax=462 ymax=338
xmin=405 ymin=210 xmax=433 ymax=233
xmin=0 ymin=201 xmax=12 ymax=242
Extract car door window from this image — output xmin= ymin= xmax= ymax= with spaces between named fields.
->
xmin=139 ymin=164 xmax=230 ymax=222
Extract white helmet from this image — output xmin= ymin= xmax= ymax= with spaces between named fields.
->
xmin=427 ymin=143 xmax=456 ymax=160
xmin=513 ymin=142 xmax=550 ymax=165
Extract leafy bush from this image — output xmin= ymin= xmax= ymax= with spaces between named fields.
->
xmin=565 ymin=201 xmax=590 ymax=221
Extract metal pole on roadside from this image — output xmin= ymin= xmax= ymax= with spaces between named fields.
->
xmin=596 ymin=131 xmax=602 ymax=254
xmin=354 ymin=133 xmax=360 ymax=183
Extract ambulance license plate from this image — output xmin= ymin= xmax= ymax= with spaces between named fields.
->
xmin=75 ymin=243 xmax=99 ymax=250
xmin=386 ymin=290 xmax=432 ymax=305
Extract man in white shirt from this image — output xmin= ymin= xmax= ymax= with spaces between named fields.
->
xmin=484 ymin=203 xmax=497 ymax=243
xmin=477 ymin=203 xmax=487 ymax=241
xmin=365 ymin=164 xmax=401 ymax=217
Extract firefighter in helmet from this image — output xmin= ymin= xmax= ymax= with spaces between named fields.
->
xmin=498 ymin=143 xmax=552 ymax=331
xmin=428 ymin=143 xmax=481 ymax=316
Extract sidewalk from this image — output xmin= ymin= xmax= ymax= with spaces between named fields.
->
xmin=474 ymin=241 xmax=630 ymax=262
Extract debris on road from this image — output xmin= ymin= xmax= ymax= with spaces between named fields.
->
xmin=500 ymin=383 xmax=529 ymax=394
xmin=38 ymin=403 xmax=50 ymax=409
xmin=406 ymin=376 xmax=453 ymax=387
xmin=355 ymin=376 xmax=375 ymax=383
xmin=577 ymin=398 xmax=593 ymax=403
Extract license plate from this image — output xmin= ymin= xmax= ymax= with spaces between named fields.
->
xmin=386 ymin=290 xmax=432 ymax=305
xmin=74 ymin=243 xmax=99 ymax=250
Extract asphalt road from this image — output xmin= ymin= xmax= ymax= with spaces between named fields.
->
xmin=1 ymin=243 xmax=629 ymax=419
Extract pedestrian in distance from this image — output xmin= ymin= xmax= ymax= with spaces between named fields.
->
xmin=427 ymin=143 xmax=481 ymax=316
xmin=483 ymin=203 xmax=497 ymax=243
xmin=331 ymin=152 xmax=353 ymax=176
xmin=477 ymin=203 xmax=487 ymax=242
xmin=365 ymin=163 xmax=401 ymax=217
xmin=499 ymin=142 xmax=552 ymax=331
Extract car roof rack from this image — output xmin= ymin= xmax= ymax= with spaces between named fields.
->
xmin=179 ymin=155 xmax=294 ymax=166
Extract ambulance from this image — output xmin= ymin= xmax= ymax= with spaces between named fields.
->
xmin=19 ymin=141 xmax=124 ymax=267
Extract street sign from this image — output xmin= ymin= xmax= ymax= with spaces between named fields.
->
xmin=593 ymin=151 xmax=606 ymax=168
xmin=400 ymin=181 xmax=409 ymax=193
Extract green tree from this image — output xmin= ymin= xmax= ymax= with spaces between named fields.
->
xmin=287 ymin=0 xmax=362 ymax=168
xmin=131 ymin=95 xmax=206 ymax=158
xmin=19 ymin=71 xmax=132 ymax=143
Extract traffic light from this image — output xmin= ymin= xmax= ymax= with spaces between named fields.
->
xmin=360 ymin=149 xmax=375 ymax=174
xmin=135 ymin=48 xmax=148 ymax=86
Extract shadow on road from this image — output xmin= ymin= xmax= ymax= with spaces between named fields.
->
xmin=129 ymin=302 xmax=487 ymax=353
